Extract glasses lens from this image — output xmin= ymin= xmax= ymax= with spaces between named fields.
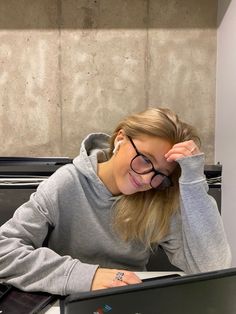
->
xmin=151 ymin=175 xmax=171 ymax=190
xmin=131 ymin=155 xmax=153 ymax=174
xmin=130 ymin=153 xmax=172 ymax=190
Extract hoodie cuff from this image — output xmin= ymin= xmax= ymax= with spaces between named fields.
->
xmin=177 ymin=153 xmax=206 ymax=183
xmin=64 ymin=260 xmax=99 ymax=295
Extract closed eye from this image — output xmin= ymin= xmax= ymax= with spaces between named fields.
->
xmin=140 ymin=154 xmax=153 ymax=166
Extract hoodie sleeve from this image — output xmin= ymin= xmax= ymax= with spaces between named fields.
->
xmin=0 ymin=176 xmax=99 ymax=295
xmin=159 ymin=154 xmax=232 ymax=274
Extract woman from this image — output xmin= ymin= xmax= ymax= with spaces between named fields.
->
xmin=0 ymin=107 xmax=231 ymax=295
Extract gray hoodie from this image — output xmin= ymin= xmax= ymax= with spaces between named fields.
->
xmin=0 ymin=133 xmax=231 ymax=295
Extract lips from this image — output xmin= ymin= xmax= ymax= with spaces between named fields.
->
xmin=129 ymin=172 xmax=142 ymax=188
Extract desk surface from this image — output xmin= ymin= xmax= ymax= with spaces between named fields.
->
xmin=45 ymin=271 xmax=184 ymax=314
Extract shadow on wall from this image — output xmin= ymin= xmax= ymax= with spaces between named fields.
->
xmin=0 ymin=0 xmax=220 ymax=30
xmin=217 ymin=0 xmax=232 ymax=26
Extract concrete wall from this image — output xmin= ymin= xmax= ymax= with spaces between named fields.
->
xmin=0 ymin=0 xmax=217 ymax=161
xmin=216 ymin=0 xmax=236 ymax=265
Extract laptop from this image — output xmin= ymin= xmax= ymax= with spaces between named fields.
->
xmin=61 ymin=267 xmax=236 ymax=314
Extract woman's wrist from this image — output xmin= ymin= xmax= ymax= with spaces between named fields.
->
xmin=177 ymin=153 xmax=205 ymax=183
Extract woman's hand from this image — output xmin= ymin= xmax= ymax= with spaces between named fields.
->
xmin=165 ymin=140 xmax=201 ymax=162
xmin=91 ymin=268 xmax=142 ymax=291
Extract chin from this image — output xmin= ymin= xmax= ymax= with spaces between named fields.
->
xmin=118 ymin=183 xmax=146 ymax=195
xmin=116 ymin=175 xmax=150 ymax=195
xmin=116 ymin=182 xmax=137 ymax=196
xmin=118 ymin=188 xmax=135 ymax=196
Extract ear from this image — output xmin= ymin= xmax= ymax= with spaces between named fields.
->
xmin=113 ymin=129 xmax=125 ymax=154
xmin=112 ymin=141 xmax=123 ymax=154
xmin=115 ymin=129 xmax=126 ymax=144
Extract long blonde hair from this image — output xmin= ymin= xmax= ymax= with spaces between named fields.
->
xmin=110 ymin=107 xmax=200 ymax=248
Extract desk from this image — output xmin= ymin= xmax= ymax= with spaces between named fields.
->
xmin=45 ymin=271 xmax=184 ymax=314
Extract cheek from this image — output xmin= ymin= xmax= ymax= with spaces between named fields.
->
xmin=112 ymin=153 xmax=130 ymax=190
xmin=113 ymin=164 xmax=136 ymax=195
xmin=113 ymin=148 xmax=132 ymax=175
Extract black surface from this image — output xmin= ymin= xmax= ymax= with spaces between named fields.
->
xmin=0 ymin=283 xmax=12 ymax=300
xmin=0 ymin=284 xmax=57 ymax=314
xmin=0 ymin=157 xmax=72 ymax=176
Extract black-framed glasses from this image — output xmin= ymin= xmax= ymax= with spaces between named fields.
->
xmin=127 ymin=136 xmax=172 ymax=190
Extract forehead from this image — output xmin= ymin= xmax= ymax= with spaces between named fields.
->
xmin=133 ymin=134 xmax=172 ymax=152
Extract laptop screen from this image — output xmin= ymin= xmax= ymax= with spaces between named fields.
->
xmin=62 ymin=268 xmax=236 ymax=314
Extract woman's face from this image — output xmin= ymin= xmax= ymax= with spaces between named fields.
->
xmin=111 ymin=133 xmax=176 ymax=195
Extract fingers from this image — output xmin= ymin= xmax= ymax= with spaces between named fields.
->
xmin=165 ymin=140 xmax=200 ymax=162
xmin=91 ymin=268 xmax=142 ymax=291
xmin=115 ymin=271 xmax=142 ymax=285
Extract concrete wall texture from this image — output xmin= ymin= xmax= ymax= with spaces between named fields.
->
xmin=0 ymin=0 xmax=217 ymax=162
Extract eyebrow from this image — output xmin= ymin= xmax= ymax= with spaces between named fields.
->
xmin=139 ymin=150 xmax=171 ymax=176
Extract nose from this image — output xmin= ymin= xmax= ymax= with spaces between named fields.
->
xmin=139 ymin=172 xmax=154 ymax=185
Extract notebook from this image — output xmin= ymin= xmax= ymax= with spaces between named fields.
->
xmin=61 ymin=267 xmax=236 ymax=314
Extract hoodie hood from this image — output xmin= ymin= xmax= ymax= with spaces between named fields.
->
xmin=73 ymin=133 xmax=117 ymax=200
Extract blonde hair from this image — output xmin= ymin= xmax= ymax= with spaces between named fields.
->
xmin=110 ymin=107 xmax=200 ymax=248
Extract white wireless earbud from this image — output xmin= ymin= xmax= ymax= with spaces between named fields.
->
xmin=113 ymin=140 xmax=123 ymax=154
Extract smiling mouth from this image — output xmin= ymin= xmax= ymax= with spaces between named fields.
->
xmin=129 ymin=172 xmax=142 ymax=188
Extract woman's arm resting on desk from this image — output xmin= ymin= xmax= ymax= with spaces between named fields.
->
xmin=0 ymin=179 xmax=100 ymax=296
xmin=0 ymin=174 xmax=141 ymax=295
